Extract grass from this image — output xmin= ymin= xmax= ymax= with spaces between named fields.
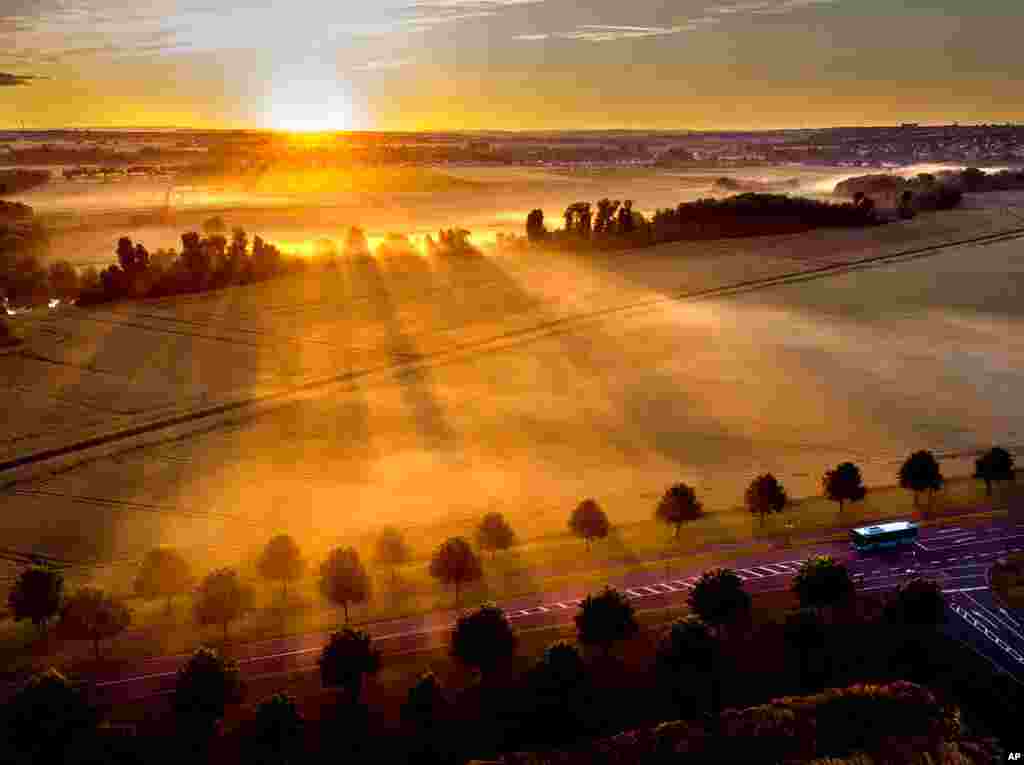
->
xmin=1 ymin=471 xmax=1015 ymax=677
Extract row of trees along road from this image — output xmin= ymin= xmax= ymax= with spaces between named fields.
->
xmin=8 ymin=446 xmax=1013 ymax=658
xmin=5 ymin=516 xmax=514 ymax=656
xmin=3 ymin=554 xmax=955 ymax=763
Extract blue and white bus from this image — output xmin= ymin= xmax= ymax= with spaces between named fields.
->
xmin=849 ymin=521 xmax=919 ymax=553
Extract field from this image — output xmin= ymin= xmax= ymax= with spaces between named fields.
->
xmin=2 ymin=182 xmax=1024 ymax=661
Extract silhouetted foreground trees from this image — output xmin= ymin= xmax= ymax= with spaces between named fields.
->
xmin=1 ymin=564 xmax=1016 ymax=764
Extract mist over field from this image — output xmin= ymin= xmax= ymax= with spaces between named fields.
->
xmin=8 ymin=165 xmax=864 ymax=268
xmin=4 ymin=187 xmax=1024 ymax=593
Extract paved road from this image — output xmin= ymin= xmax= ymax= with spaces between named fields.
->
xmin=89 ymin=517 xmax=1024 ymax=704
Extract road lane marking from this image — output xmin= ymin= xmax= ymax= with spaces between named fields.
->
xmin=964 ymin=593 xmax=1024 ymax=642
xmin=951 ymin=604 xmax=1024 ymax=664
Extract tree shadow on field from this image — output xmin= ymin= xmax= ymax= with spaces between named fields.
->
xmin=455 ymin=252 xmax=762 ymax=501
xmin=347 ymin=253 xmax=458 ymax=457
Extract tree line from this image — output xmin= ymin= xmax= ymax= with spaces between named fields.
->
xmin=3 ymin=552 xmax=998 ymax=764
xmin=74 ymin=226 xmax=300 ymax=306
xmin=520 ymin=191 xmax=885 ymax=254
xmin=1 ymin=209 xmax=488 ymax=312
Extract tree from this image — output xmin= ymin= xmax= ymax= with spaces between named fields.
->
xmin=569 ymin=498 xmax=610 ymax=551
xmin=193 ymin=568 xmax=254 ymax=642
xmin=536 ymin=640 xmax=586 ymax=692
xmin=8 ymin=565 xmax=63 ymax=631
xmin=401 ymin=672 xmax=450 ymax=762
xmin=450 ymin=603 xmax=516 ymax=679
xmin=783 ymin=608 xmax=826 ymax=692
xmin=974 ymin=447 xmax=1015 ymax=496
xmin=374 ymin=526 xmax=411 ymax=586
xmin=47 ymin=260 xmax=79 ymax=302
xmin=202 ymin=215 xmax=227 ymax=235
xmin=898 ymin=189 xmax=916 ymax=219
xmin=745 ymin=473 xmax=787 ymax=527
xmin=618 ymin=200 xmax=635 ymax=233
xmin=6 ymin=669 xmax=98 ymax=765
xmin=475 ymin=512 xmax=516 ymax=559
xmin=885 ymin=577 xmax=945 ymax=629
xmin=319 ymin=547 xmax=371 ymax=623
xmin=402 ymin=671 xmax=446 ymax=729
xmin=134 ymin=547 xmax=192 ymax=615
xmin=655 ymin=617 xmax=719 ymax=718
xmin=428 ymin=537 xmax=483 ymax=608
xmin=57 ymin=587 xmax=131 ymax=661
xmin=258 ymin=534 xmax=305 ymax=601
xmin=884 ymin=578 xmax=946 ymax=683
xmin=655 ymin=483 xmax=703 ymax=538
xmin=687 ymin=568 xmax=751 ymax=637
xmin=961 ymin=167 xmax=986 ymax=191
xmin=526 ymin=209 xmax=546 ymax=242
xmin=318 ymin=628 xmax=381 ymax=703
xmin=791 ymin=555 xmax=854 ymax=617
xmin=344 ymin=226 xmax=370 ymax=257
xmin=575 ymin=587 xmax=638 ymax=656
xmin=116 ymin=236 xmax=137 ymax=272
xmin=822 ymin=461 xmax=867 ymax=513
xmin=230 ymin=227 xmax=249 ymax=262
xmin=899 ymin=450 xmax=943 ymax=508
xmin=173 ymin=647 xmax=243 ymax=745
xmin=529 ymin=641 xmax=591 ymax=744
xmin=245 ymin=693 xmax=304 ymax=765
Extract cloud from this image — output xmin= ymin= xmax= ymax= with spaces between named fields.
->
xmin=515 ymin=0 xmax=835 ymax=42
xmin=353 ymin=57 xmax=414 ymax=71
xmin=709 ymin=0 xmax=836 ymax=15
xmin=565 ymin=24 xmax=695 ymax=41
xmin=516 ymin=16 xmax=720 ymax=43
xmin=0 ymin=71 xmax=44 ymax=86
xmin=402 ymin=0 xmax=542 ymax=29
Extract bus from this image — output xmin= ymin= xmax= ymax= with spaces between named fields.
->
xmin=849 ymin=521 xmax=919 ymax=553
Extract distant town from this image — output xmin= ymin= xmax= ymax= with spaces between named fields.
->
xmin=1 ymin=124 xmax=1022 ymax=176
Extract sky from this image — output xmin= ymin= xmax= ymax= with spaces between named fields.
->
xmin=2 ymin=0 xmax=1023 ymax=130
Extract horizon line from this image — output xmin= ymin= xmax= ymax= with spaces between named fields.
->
xmin=2 ymin=122 xmax=1022 ymax=136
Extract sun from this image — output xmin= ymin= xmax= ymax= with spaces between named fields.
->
xmin=264 ymin=62 xmax=355 ymax=132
